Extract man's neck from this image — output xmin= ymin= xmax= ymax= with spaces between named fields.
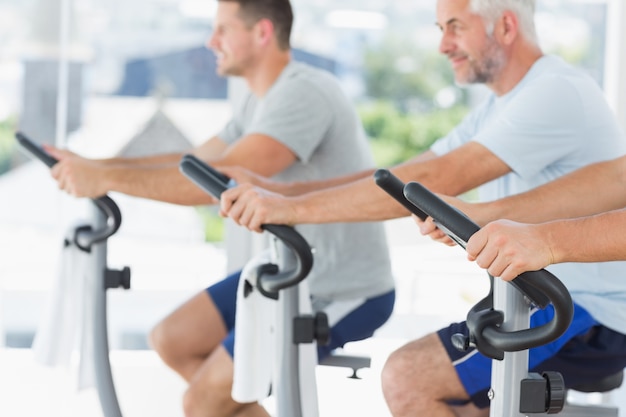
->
xmin=489 ymin=44 xmax=543 ymax=96
xmin=245 ymin=51 xmax=291 ymax=97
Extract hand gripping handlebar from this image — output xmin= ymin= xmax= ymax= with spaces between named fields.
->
xmin=15 ymin=131 xmax=122 ymax=249
xmin=179 ymin=154 xmax=313 ymax=298
xmin=374 ymin=169 xmax=574 ymax=360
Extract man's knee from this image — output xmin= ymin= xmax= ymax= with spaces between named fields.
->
xmin=182 ymin=370 xmax=237 ymax=417
xmin=381 ymin=333 xmax=472 ymax=413
xmin=382 ymin=335 xmax=437 ymax=389
xmin=381 ymin=340 xmax=431 ymax=410
xmin=183 ymin=386 xmax=208 ymax=417
xmin=381 ymin=346 xmax=412 ymax=389
xmin=148 ymin=321 xmax=166 ymax=353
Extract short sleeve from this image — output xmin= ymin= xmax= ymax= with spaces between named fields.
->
xmin=245 ymin=79 xmax=333 ymax=163
xmin=473 ymin=76 xmax=584 ymax=179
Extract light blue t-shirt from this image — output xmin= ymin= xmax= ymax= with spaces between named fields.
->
xmin=431 ymin=55 xmax=626 ymax=334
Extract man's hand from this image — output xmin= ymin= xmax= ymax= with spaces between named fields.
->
xmin=220 ymin=183 xmax=298 ymax=232
xmin=414 ymin=194 xmax=479 ymax=246
xmin=219 ymin=166 xmax=275 ymax=190
xmin=466 ymin=220 xmax=555 ymax=281
xmin=414 ymin=215 xmax=456 ymax=246
xmin=46 ymin=146 xmax=110 ymax=198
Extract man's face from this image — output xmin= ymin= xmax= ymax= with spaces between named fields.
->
xmin=207 ymin=2 xmax=258 ymax=77
xmin=436 ymin=0 xmax=506 ymax=86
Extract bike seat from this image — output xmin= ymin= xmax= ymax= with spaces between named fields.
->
xmin=570 ymin=370 xmax=623 ymax=393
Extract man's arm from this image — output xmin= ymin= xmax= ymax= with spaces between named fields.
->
xmin=450 ymin=155 xmax=626 ymax=226
xmin=48 ymin=133 xmax=296 ymax=205
xmin=221 ymin=142 xmax=511 ymax=231
xmin=466 ymin=209 xmax=626 ymax=281
xmin=220 ymin=164 xmax=376 ymax=196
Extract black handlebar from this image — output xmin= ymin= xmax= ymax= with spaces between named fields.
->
xmin=402 ymin=181 xmax=552 ymax=309
xmin=15 ymin=131 xmax=122 ymax=248
xmin=179 ymin=154 xmax=314 ymax=297
xmin=374 ymin=169 xmax=574 ymax=359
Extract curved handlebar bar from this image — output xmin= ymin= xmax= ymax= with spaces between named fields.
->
xmin=374 ymin=169 xmax=574 ymax=358
xmin=179 ymin=154 xmax=314 ymax=296
xmin=15 ymin=131 xmax=122 ymax=248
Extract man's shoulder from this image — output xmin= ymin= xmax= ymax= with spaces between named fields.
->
xmin=530 ymin=55 xmax=593 ymax=84
xmin=513 ymin=55 xmax=602 ymax=104
xmin=274 ymin=61 xmax=344 ymax=102
xmin=283 ymin=61 xmax=338 ymax=85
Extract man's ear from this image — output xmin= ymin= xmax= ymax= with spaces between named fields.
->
xmin=254 ymin=18 xmax=275 ymax=47
xmin=496 ymin=10 xmax=519 ymax=45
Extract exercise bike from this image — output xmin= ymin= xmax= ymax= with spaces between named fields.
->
xmin=374 ymin=168 xmax=623 ymax=416
xmin=179 ymin=154 xmax=374 ymax=417
xmin=15 ymin=131 xmax=131 ymax=417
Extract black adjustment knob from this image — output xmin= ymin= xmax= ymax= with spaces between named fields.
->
xmin=451 ymin=333 xmax=471 ymax=352
xmin=105 ymin=266 xmax=131 ymax=290
xmin=543 ymin=371 xmax=566 ymax=414
xmin=314 ymin=312 xmax=330 ymax=346
xmin=120 ymin=266 xmax=131 ymax=289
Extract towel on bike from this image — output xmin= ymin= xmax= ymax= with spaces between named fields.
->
xmin=31 ymin=221 xmax=98 ymax=390
xmin=232 ymin=249 xmax=277 ymax=402
xmin=231 ymin=247 xmax=319 ymax=415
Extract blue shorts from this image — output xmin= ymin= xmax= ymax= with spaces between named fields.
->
xmin=439 ymin=303 xmax=626 ymax=408
xmin=207 ymin=270 xmax=395 ymax=360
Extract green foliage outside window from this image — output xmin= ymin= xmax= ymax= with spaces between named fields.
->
xmin=359 ymin=36 xmax=470 ymax=167
xmin=196 ymin=206 xmax=225 ymax=243
xmin=0 ymin=117 xmax=17 ymax=175
xmin=363 ymin=41 xmax=455 ymax=113
xmin=359 ymin=102 xmax=468 ymax=167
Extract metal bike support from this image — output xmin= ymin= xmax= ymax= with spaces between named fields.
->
xmin=16 ymin=131 xmax=130 ymax=417
xmin=180 ymin=155 xmax=328 ymax=417
xmin=76 ymin=202 xmax=130 ymax=417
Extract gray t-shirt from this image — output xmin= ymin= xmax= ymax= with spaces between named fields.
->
xmin=219 ymin=61 xmax=394 ymax=301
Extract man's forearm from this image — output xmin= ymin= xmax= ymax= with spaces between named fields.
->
xmin=485 ymin=158 xmax=626 ymax=224
xmin=279 ymin=169 xmax=376 ymax=196
xmin=290 ymin=175 xmax=412 ymax=223
xmin=99 ymin=153 xmax=184 ymax=167
xmin=543 ymin=209 xmax=626 ymax=264
xmin=288 ymin=156 xmax=483 ymax=224
xmin=105 ymin=164 xmax=215 ymax=205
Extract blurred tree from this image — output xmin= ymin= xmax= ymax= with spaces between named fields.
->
xmin=359 ymin=36 xmax=469 ymax=166
xmin=0 ymin=117 xmax=17 ymax=175
xmin=362 ymin=35 xmax=459 ymax=112
xmin=195 ymin=206 xmax=225 ymax=243
xmin=359 ymin=101 xmax=468 ymax=167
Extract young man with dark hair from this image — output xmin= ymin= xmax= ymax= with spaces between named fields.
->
xmin=47 ymin=1 xmax=395 ymax=416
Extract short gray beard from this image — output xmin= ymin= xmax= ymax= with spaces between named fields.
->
xmin=458 ymin=36 xmax=506 ymax=86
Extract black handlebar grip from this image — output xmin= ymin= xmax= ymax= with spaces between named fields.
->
xmin=179 ymin=154 xmax=230 ymax=199
xmin=403 ymin=181 xmax=551 ymax=308
xmin=374 ymin=169 xmax=428 ymax=220
xmin=403 ymin=181 xmax=478 ymax=242
xmin=15 ymin=131 xmax=122 ymax=244
xmin=15 ymin=131 xmax=59 ymax=168
xmin=375 ymin=169 xmax=465 ymax=247
xmin=178 ymin=154 xmax=314 ymax=295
